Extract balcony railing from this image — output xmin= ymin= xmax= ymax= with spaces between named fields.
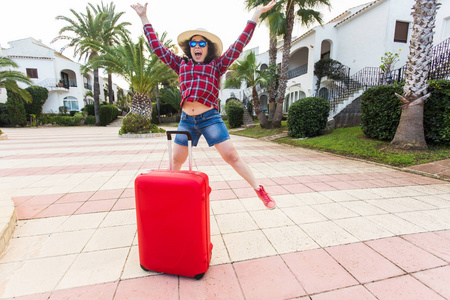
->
xmin=84 ymin=83 xmax=93 ymax=90
xmin=287 ymin=64 xmax=308 ymax=79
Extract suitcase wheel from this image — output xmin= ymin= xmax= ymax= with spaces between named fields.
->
xmin=194 ymin=273 xmax=205 ymax=280
xmin=140 ymin=264 xmax=149 ymax=271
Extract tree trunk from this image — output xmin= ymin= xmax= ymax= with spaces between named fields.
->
xmin=108 ymin=73 xmax=114 ymax=104
xmin=93 ymin=68 xmax=101 ymax=126
xmin=131 ymin=92 xmax=152 ymax=119
xmin=390 ymin=102 xmax=427 ymax=150
xmin=252 ymin=86 xmax=269 ymax=128
xmin=389 ymin=0 xmax=439 ymax=150
xmin=272 ymin=0 xmax=295 ymax=128
xmin=268 ymin=34 xmax=277 ymax=121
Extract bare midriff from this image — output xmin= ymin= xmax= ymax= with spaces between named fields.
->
xmin=182 ymin=101 xmax=214 ymax=116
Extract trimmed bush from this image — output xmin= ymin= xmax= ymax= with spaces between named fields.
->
xmin=0 ymin=103 xmax=10 ymax=126
xmin=83 ymin=104 xmax=95 ymax=116
xmin=424 ymin=80 xmax=450 ymax=145
xmin=99 ymin=105 xmax=120 ymax=126
xmin=224 ymin=99 xmax=244 ymax=128
xmin=24 ymin=86 xmax=48 ymax=118
xmin=38 ymin=115 xmax=82 ymax=126
xmin=287 ymin=97 xmax=330 ymax=138
xmin=84 ymin=116 xmax=96 ymax=125
xmin=360 ymin=80 xmax=450 ymax=145
xmin=6 ymin=90 xmax=27 ymax=126
xmin=360 ymin=84 xmax=403 ymax=141
xmin=119 ymin=113 xmax=165 ymax=135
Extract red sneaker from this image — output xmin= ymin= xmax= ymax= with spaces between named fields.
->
xmin=255 ymin=185 xmax=276 ymax=209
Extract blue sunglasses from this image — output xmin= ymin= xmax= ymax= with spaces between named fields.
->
xmin=189 ymin=41 xmax=207 ymax=48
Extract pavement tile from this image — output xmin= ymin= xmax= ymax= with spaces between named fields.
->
xmin=402 ymin=232 xmax=450 ymax=262
xmin=115 ymin=275 xmax=179 ymax=300
xmin=57 ymin=248 xmax=129 ymax=290
xmin=263 ymin=225 xmax=319 ymax=253
xmin=311 ymin=285 xmax=377 ymax=300
xmin=49 ymin=282 xmax=118 ymax=300
xmin=366 ymin=237 xmax=447 ymax=272
xmin=179 ymin=264 xmax=244 ymax=300
xmin=215 ymin=212 xmax=259 ymax=234
xmin=326 ymin=242 xmax=405 ymax=283
xmin=282 ymin=249 xmax=359 ymax=294
xmin=234 ymin=256 xmax=306 ymax=300
xmin=56 ymin=192 xmax=94 ymax=204
xmin=300 ymin=220 xmax=359 ymax=247
xmin=34 ymin=202 xmax=84 ymax=219
xmin=365 ymin=275 xmax=445 ymax=300
xmin=413 ymin=266 xmax=450 ymax=299
xmin=222 ymin=230 xmax=277 ymax=262
xmin=75 ymin=199 xmax=117 ymax=214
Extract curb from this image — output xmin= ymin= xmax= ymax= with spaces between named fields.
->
xmin=0 ymin=195 xmax=16 ymax=255
xmin=119 ymin=132 xmax=165 ymax=138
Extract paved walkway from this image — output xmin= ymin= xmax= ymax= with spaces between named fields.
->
xmin=0 ymin=126 xmax=449 ymax=300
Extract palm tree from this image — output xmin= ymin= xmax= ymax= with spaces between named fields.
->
xmin=224 ymin=52 xmax=272 ymax=128
xmin=246 ymin=0 xmax=286 ymax=121
xmin=88 ymin=32 xmax=178 ymax=119
xmin=390 ymin=0 xmax=441 ymax=150
xmin=0 ymin=56 xmax=32 ymax=103
xmin=271 ymin=0 xmax=330 ymax=128
xmin=54 ymin=6 xmax=109 ymax=125
xmin=88 ymin=2 xmax=131 ymax=104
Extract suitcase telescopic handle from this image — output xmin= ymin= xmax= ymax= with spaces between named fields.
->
xmin=166 ymin=131 xmax=193 ymax=171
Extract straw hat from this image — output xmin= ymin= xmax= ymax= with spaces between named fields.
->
xmin=177 ymin=28 xmax=223 ymax=59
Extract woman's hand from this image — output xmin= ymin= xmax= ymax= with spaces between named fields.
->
xmin=251 ymin=0 xmax=277 ymax=23
xmin=260 ymin=0 xmax=277 ymax=14
xmin=131 ymin=3 xmax=150 ymax=25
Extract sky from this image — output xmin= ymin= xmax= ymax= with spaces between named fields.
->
xmin=0 ymin=0 xmax=373 ymax=87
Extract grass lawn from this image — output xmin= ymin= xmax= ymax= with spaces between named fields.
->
xmin=232 ymin=125 xmax=450 ymax=168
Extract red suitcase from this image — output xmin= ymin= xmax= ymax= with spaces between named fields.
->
xmin=134 ymin=131 xmax=212 ymax=279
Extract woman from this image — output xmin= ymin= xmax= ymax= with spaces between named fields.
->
xmin=132 ymin=1 xmax=277 ymax=209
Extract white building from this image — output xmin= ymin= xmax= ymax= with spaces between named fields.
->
xmin=0 ymin=37 xmax=123 ymax=113
xmin=220 ymin=0 xmax=450 ymax=119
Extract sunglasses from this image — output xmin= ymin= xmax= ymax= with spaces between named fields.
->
xmin=189 ymin=41 xmax=207 ymax=48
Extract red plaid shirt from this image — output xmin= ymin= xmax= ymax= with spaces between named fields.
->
xmin=144 ymin=21 xmax=256 ymax=111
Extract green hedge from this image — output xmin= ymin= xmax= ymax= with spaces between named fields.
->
xmin=360 ymin=84 xmax=403 ymax=141
xmin=99 ymin=105 xmax=120 ymax=126
xmin=424 ymin=80 xmax=450 ymax=145
xmin=287 ymin=97 xmax=330 ymax=138
xmin=360 ymin=80 xmax=450 ymax=145
xmin=84 ymin=116 xmax=96 ymax=125
xmin=38 ymin=115 xmax=83 ymax=126
xmin=224 ymin=99 xmax=244 ymax=128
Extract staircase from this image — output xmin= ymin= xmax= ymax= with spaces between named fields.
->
xmin=326 ymin=36 xmax=450 ymax=119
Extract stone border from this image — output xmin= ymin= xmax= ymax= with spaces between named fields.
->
xmin=119 ymin=132 xmax=165 ymax=138
xmin=0 ymin=196 xmax=16 ymax=255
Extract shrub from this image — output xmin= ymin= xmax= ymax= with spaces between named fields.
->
xmin=6 ymin=89 xmax=27 ymax=126
xmin=59 ymin=106 xmax=68 ymax=115
xmin=84 ymin=115 xmax=96 ymax=125
xmin=224 ymin=99 xmax=244 ymax=128
xmin=24 ymin=86 xmax=48 ymax=118
xmin=119 ymin=113 xmax=165 ymax=135
xmin=83 ymin=104 xmax=95 ymax=116
xmin=360 ymin=80 xmax=450 ymax=145
xmin=99 ymin=105 xmax=119 ymax=126
xmin=424 ymin=80 xmax=450 ymax=145
xmin=0 ymin=103 xmax=10 ymax=126
xmin=287 ymin=97 xmax=330 ymax=138
xmin=360 ymin=84 xmax=403 ymax=141
xmin=38 ymin=115 xmax=82 ymax=126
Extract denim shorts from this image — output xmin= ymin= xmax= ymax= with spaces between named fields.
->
xmin=174 ymin=109 xmax=230 ymax=147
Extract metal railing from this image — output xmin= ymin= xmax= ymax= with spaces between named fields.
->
xmin=288 ymin=64 xmax=308 ymax=79
xmin=325 ymin=36 xmax=450 ymax=111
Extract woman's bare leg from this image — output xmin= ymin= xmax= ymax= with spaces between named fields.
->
xmin=172 ymin=143 xmax=189 ymax=170
xmin=214 ymin=139 xmax=258 ymax=189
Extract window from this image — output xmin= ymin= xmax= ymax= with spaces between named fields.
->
xmin=26 ymin=68 xmax=38 ymax=78
xmin=63 ymin=96 xmax=79 ymax=111
xmin=394 ymin=21 xmax=409 ymax=43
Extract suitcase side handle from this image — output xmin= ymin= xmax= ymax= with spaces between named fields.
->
xmin=166 ymin=131 xmax=193 ymax=171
